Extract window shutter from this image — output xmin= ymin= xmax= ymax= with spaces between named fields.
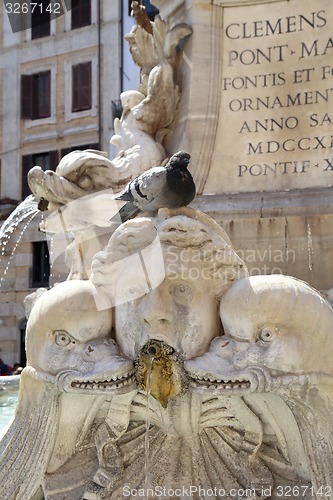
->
xmin=72 ymin=64 xmax=79 ymax=112
xmin=80 ymin=62 xmax=92 ymax=110
xmin=33 ymin=71 xmax=51 ymax=119
xmin=49 ymin=150 xmax=59 ymax=171
xmin=71 ymin=0 xmax=91 ymax=29
xmin=22 ymin=155 xmax=33 ymax=199
xmin=72 ymin=62 xmax=92 ymax=112
xmin=31 ymin=6 xmax=51 ymax=39
xmin=32 ymin=241 xmax=50 ymax=288
xmin=21 ymin=75 xmax=33 ymax=119
xmin=60 ymin=147 xmax=73 ymax=158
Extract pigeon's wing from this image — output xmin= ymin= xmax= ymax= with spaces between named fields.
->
xmin=135 ymin=167 xmax=167 ymax=201
xmin=116 ymin=202 xmax=141 ymax=222
xmin=115 ymin=181 xmax=135 ymax=202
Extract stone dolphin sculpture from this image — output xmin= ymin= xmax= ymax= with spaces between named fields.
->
xmin=186 ymin=274 xmax=333 ymax=496
xmin=0 ymin=280 xmax=135 ymax=500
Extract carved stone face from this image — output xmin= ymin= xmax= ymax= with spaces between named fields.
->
xmin=186 ymin=275 xmax=333 ymax=393
xmin=26 ymin=280 xmax=134 ymax=393
xmin=114 ymin=245 xmax=220 ymax=360
xmin=219 ymin=275 xmax=333 ymax=374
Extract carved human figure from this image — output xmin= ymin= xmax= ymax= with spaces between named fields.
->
xmin=91 ymin=207 xmax=248 ymax=361
xmin=90 ymin=208 xmax=280 ymax=498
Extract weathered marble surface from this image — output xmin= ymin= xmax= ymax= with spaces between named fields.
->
xmin=1 ymin=208 xmax=333 ymax=499
xmin=1 ymin=1 xmax=333 ymax=498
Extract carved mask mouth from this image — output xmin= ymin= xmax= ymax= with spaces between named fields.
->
xmin=135 ymin=339 xmax=188 ymax=408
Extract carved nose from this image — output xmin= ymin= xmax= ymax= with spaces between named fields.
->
xmin=142 ymin=287 xmax=173 ymax=326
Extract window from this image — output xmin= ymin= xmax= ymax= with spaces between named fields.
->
xmin=19 ymin=319 xmax=27 ymax=367
xmin=60 ymin=143 xmax=100 ymax=157
xmin=21 ymin=71 xmax=51 ymax=120
xmin=21 ymin=151 xmax=59 ymax=199
xmin=31 ymin=4 xmax=51 ymax=39
xmin=72 ymin=62 xmax=92 ymax=112
xmin=31 ymin=241 xmax=50 ymax=288
xmin=71 ymin=0 xmax=91 ymax=29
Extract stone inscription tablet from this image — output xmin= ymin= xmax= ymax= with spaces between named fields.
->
xmin=204 ymin=0 xmax=333 ymax=193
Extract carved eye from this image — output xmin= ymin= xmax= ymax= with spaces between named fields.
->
xmin=258 ymin=327 xmax=275 ymax=343
xmin=54 ymin=330 xmax=74 ymax=347
xmin=123 ymin=284 xmax=147 ymax=302
xmin=171 ymin=283 xmax=193 ymax=303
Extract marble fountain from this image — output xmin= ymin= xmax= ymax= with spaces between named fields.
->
xmin=1 ymin=1 xmax=333 ymax=499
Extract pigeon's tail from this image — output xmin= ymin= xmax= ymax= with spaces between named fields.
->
xmin=110 ymin=202 xmax=141 ymax=223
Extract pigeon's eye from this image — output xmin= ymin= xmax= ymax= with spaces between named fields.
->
xmin=54 ymin=330 xmax=75 ymax=347
xmin=258 ymin=327 xmax=276 ymax=343
xmin=171 ymin=283 xmax=193 ymax=303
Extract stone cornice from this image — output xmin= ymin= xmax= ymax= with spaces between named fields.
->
xmin=191 ymin=186 xmax=333 ymax=218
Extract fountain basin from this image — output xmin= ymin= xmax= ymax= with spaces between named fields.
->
xmin=0 ymin=375 xmax=20 ymax=433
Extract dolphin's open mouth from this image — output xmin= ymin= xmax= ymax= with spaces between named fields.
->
xmin=186 ymin=365 xmax=274 ymax=394
xmin=70 ymin=370 xmax=136 ymax=390
xmin=189 ymin=374 xmax=251 ymax=392
xmin=56 ymin=366 xmax=136 ymax=394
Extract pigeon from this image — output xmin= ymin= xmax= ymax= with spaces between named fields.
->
xmin=111 ymin=151 xmax=196 ymax=222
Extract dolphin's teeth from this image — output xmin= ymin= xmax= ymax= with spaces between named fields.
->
xmin=70 ymin=371 xmax=135 ymax=391
xmin=190 ymin=375 xmax=251 ymax=391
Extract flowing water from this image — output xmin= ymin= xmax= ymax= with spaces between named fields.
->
xmin=0 ymin=195 xmax=39 ymax=240
xmin=144 ymin=355 xmax=154 ymax=498
xmin=0 ymin=198 xmax=39 ymax=433
xmin=0 ymin=196 xmax=40 ymax=286
xmin=0 ymin=376 xmax=20 ymax=434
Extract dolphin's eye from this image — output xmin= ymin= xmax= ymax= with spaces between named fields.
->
xmin=258 ymin=327 xmax=275 ymax=343
xmin=117 ymin=280 xmax=149 ymax=303
xmin=54 ymin=330 xmax=75 ymax=347
xmin=171 ymin=283 xmax=193 ymax=303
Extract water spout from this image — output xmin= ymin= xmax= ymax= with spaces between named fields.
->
xmin=144 ymin=355 xmax=154 ymax=496
xmin=135 ymin=339 xmax=188 ymax=408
